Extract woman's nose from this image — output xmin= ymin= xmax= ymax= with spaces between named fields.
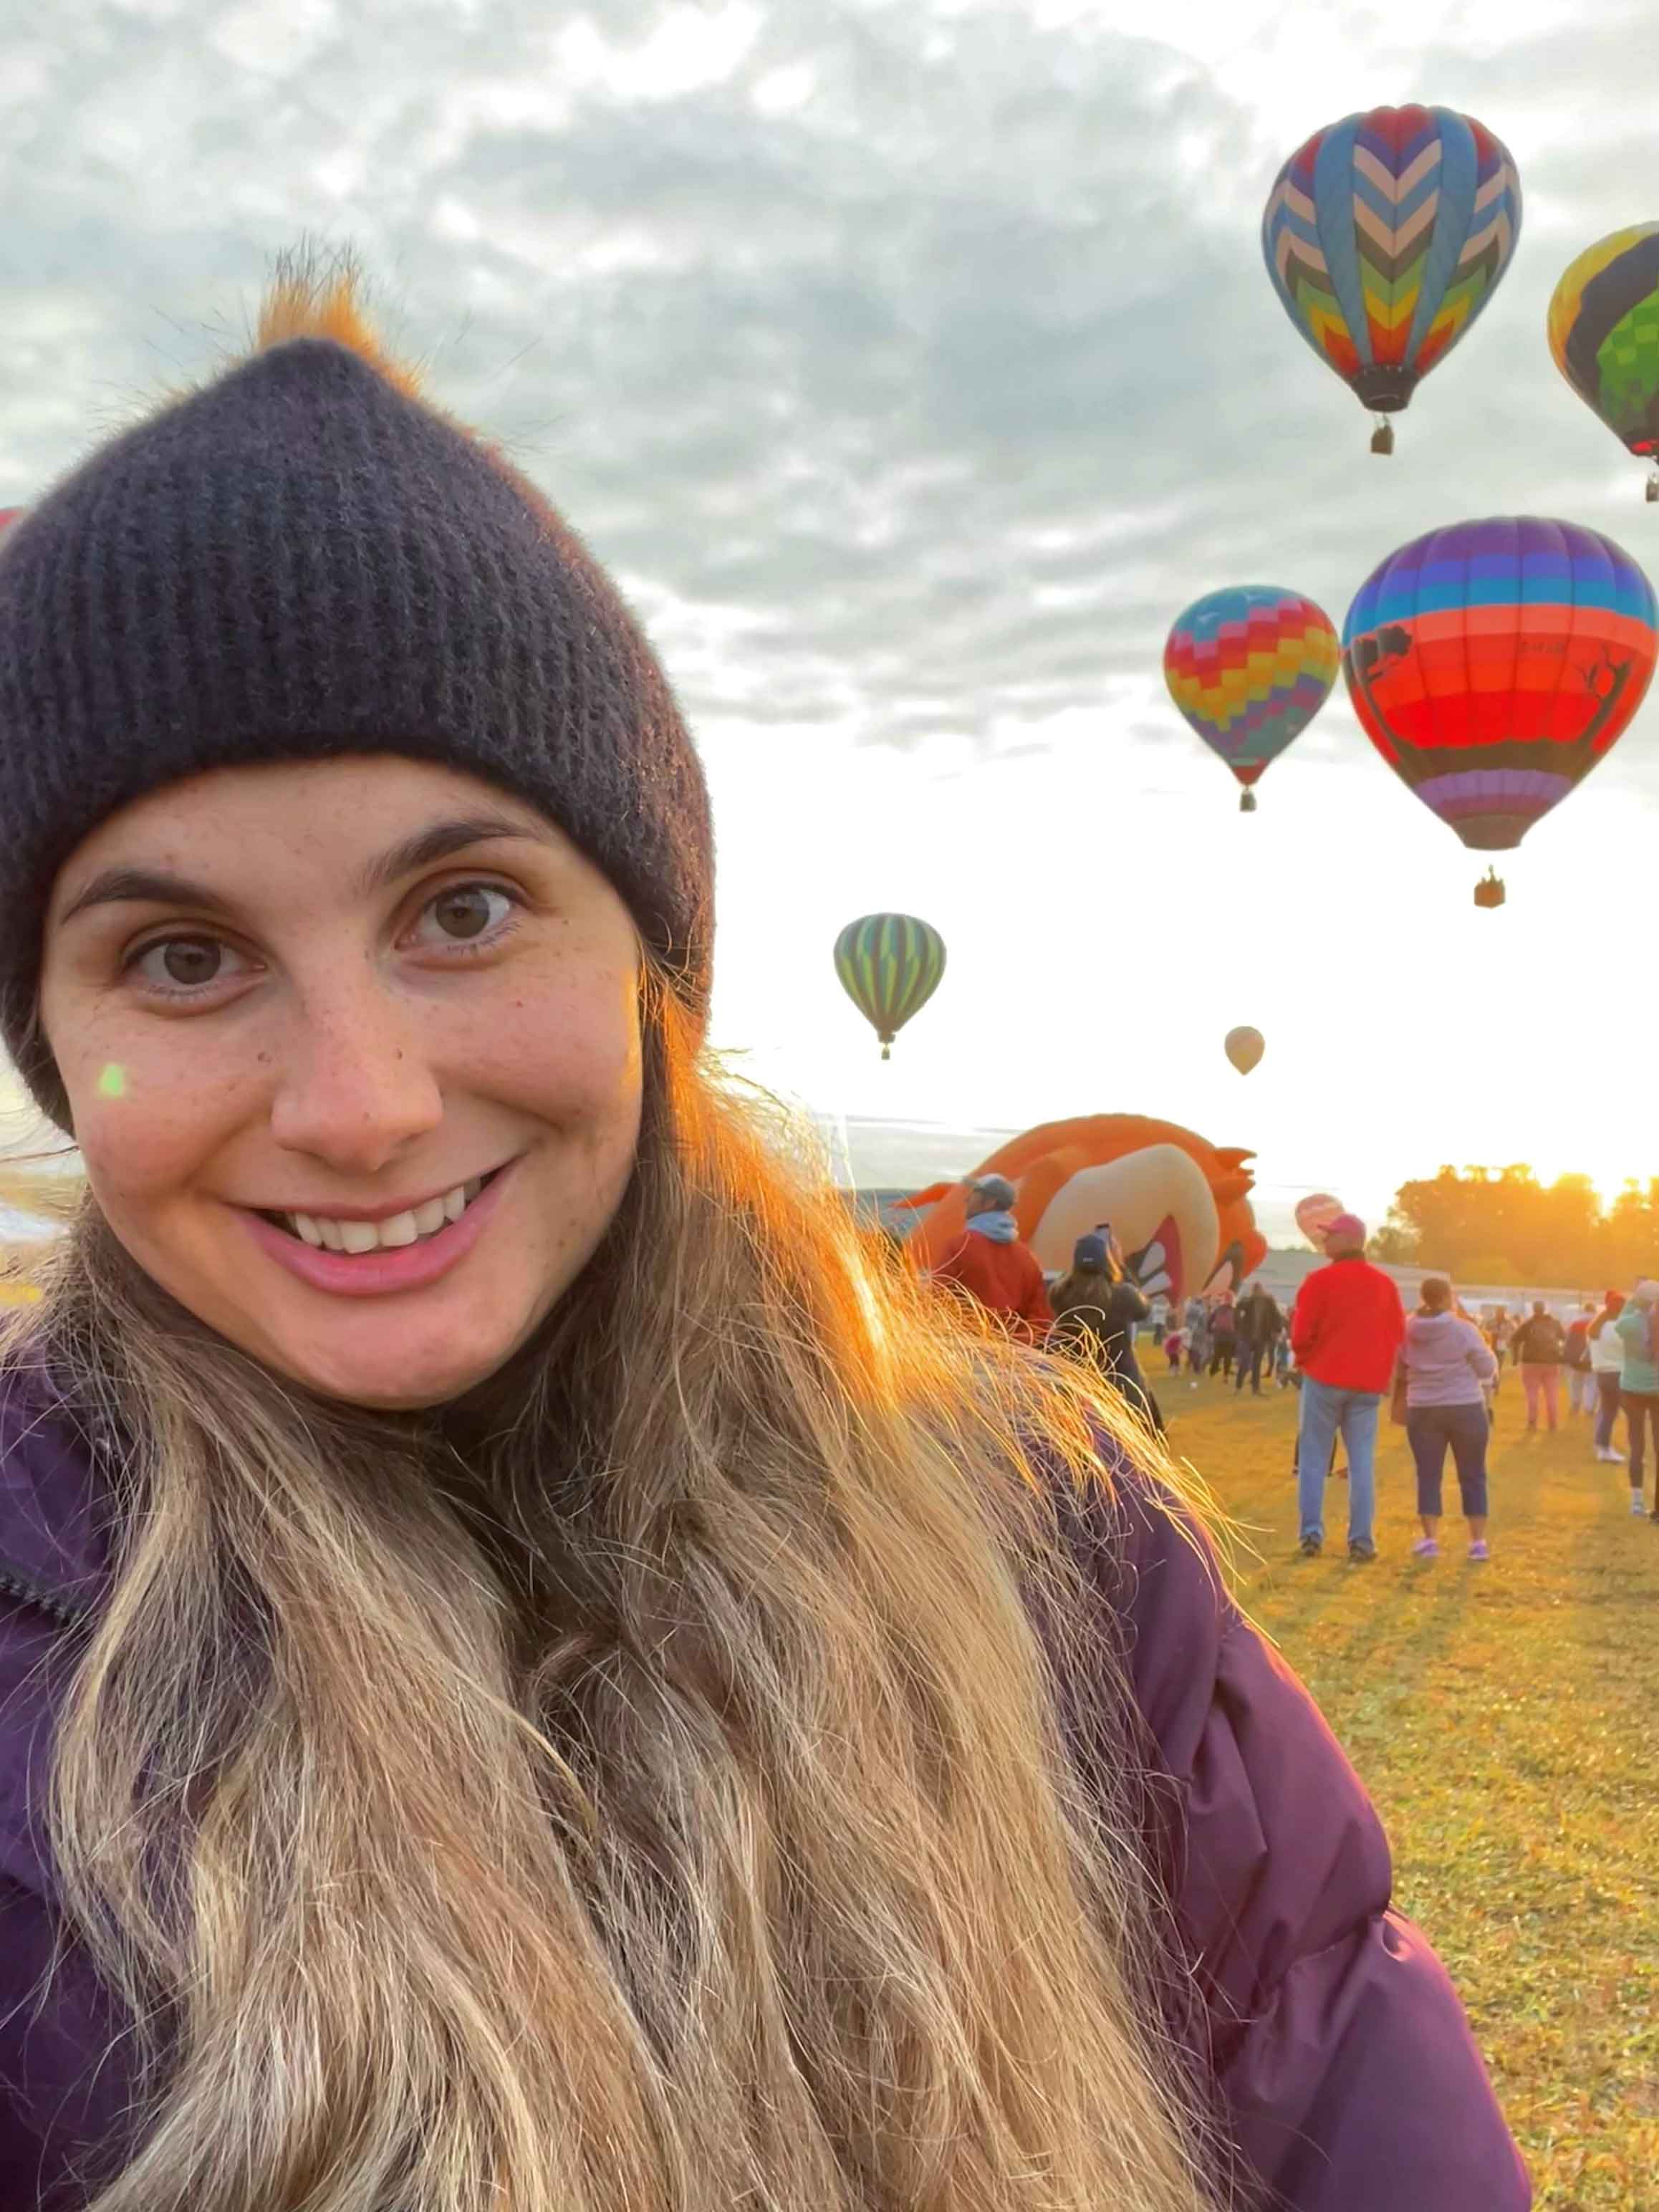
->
xmin=267 ymin=979 xmax=444 ymax=1175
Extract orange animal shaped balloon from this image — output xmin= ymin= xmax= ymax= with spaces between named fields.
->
xmin=895 ymin=1113 xmax=1268 ymax=1306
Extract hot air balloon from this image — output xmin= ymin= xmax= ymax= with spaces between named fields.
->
xmin=1262 ymin=105 xmax=1521 ymax=453
xmin=1163 ymin=586 xmax=1339 ymax=812
xmin=1342 ymin=518 xmax=1658 ymax=903
xmin=1224 ymin=1026 xmax=1264 ymax=1075
xmin=834 ymin=914 xmax=946 ymax=1060
xmin=1295 ymin=1193 xmax=1345 ymax=1250
xmin=1547 ymin=225 xmax=1659 ymax=501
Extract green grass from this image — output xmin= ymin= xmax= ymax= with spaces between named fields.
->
xmin=1157 ymin=1363 xmax=1659 ymax=2210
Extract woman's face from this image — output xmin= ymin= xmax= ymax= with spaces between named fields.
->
xmin=39 ymin=757 xmax=645 ymax=1410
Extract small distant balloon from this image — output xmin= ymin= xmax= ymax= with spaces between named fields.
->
xmin=833 ymin=914 xmax=946 ymax=1060
xmin=1296 ymin=1193 xmax=1345 ymax=1249
xmin=1224 ymin=1026 xmax=1264 ymax=1075
xmin=1163 ymin=586 xmax=1338 ymax=811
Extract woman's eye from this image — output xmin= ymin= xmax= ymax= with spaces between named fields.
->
xmin=130 ymin=936 xmax=249 ymax=993
xmin=413 ymin=883 xmax=518 ymax=947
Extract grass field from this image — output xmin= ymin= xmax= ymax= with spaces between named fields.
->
xmin=1158 ymin=1360 xmax=1658 ymax=2211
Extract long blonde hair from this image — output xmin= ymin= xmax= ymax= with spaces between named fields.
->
xmin=16 ymin=979 xmax=1227 ymax=2211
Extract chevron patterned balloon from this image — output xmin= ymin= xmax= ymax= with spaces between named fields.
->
xmin=1262 ymin=105 xmax=1521 ymax=447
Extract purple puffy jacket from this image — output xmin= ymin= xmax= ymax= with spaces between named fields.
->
xmin=0 ymin=1362 xmax=1529 ymax=2208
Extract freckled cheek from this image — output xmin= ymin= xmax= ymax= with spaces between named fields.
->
xmin=471 ymin=976 xmax=643 ymax=1127
xmin=66 ymin=1040 xmax=266 ymax=1206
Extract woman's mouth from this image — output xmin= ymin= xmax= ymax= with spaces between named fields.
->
xmin=241 ymin=1164 xmax=514 ymax=1298
xmin=261 ymin=1170 xmax=498 ymax=1254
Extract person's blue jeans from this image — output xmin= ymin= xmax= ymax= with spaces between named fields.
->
xmin=1405 ymin=1401 xmax=1489 ymax=1519
xmin=1298 ymin=1375 xmax=1382 ymax=1545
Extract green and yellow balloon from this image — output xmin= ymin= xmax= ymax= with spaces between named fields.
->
xmin=1549 ymin=224 xmax=1659 ymax=500
xmin=835 ymin=913 xmax=946 ymax=1060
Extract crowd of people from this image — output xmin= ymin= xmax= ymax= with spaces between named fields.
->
xmin=925 ymin=1184 xmax=1659 ymax=1564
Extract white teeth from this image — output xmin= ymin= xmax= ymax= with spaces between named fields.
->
xmin=285 ymin=1178 xmax=486 ymax=1254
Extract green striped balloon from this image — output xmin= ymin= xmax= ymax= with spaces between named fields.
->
xmin=834 ymin=914 xmax=946 ymax=1059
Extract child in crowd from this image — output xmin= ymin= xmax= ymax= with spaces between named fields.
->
xmin=1163 ymin=1324 xmax=1186 ymax=1376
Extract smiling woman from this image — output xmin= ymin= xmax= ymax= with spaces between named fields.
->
xmin=38 ymin=763 xmax=645 ymax=1408
xmin=0 ymin=252 xmax=1529 ymax=2212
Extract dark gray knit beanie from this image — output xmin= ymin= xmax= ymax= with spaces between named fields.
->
xmin=0 ymin=324 xmax=713 ymax=1127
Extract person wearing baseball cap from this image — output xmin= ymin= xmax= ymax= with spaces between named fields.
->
xmin=1290 ymin=1216 xmax=1406 ymax=1561
xmin=926 ymin=1173 xmax=1054 ymax=1345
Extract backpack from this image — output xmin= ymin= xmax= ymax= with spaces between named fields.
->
xmin=1525 ymin=1315 xmax=1565 ymax=1364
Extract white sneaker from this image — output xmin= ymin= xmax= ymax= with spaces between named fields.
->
xmin=1632 ymin=1491 xmax=1648 ymax=1516
xmin=1596 ymin=1447 xmax=1622 ymax=1463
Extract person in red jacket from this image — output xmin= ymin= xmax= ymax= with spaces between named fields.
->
xmin=1291 ymin=1215 xmax=1405 ymax=1562
xmin=928 ymin=1173 xmax=1054 ymax=1343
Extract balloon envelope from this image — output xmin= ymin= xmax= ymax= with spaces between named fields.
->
xmin=834 ymin=914 xmax=946 ymax=1059
xmin=1296 ymin=1193 xmax=1345 ymax=1250
xmin=1224 ymin=1026 xmax=1264 ymax=1075
xmin=1262 ymin=105 xmax=1521 ymax=424
xmin=1342 ymin=517 xmax=1658 ymax=852
xmin=1164 ymin=586 xmax=1338 ymax=799
xmin=1548 ymin=224 xmax=1659 ymax=466
xmin=897 ymin=1114 xmax=1269 ymax=1304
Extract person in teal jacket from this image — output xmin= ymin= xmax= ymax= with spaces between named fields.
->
xmin=1614 ymin=1281 xmax=1659 ymax=1517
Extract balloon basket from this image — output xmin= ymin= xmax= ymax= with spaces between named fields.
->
xmin=1474 ymin=869 xmax=1506 ymax=910
xmin=1370 ymin=418 xmax=1395 ymax=457
xmin=880 ymin=1043 xmax=892 ymax=1062
xmin=1647 ymin=469 xmax=1659 ymax=504
xmin=1239 ymin=789 xmax=1257 ymax=814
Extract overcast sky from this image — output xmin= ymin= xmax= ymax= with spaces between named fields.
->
xmin=5 ymin=0 xmax=1658 ymax=1234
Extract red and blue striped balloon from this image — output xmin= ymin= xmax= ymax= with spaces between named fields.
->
xmin=1342 ymin=517 xmax=1658 ymax=855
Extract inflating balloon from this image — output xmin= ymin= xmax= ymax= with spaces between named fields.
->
xmin=1547 ymin=225 xmax=1659 ymax=501
xmin=1224 ymin=1026 xmax=1264 ymax=1076
xmin=1343 ymin=518 xmax=1658 ymax=902
xmin=1262 ymin=105 xmax=1521 ymax=453
xmin=1295 ymin=1193 xmax=1345 ymax=1250
xmin=1163 ymin=587 xmax=1339 ymax=811
xmin=834 ymin=914 xmax=946 ymax=1060
xmin=894 ymin=1114 xmax=1267 ymax=1303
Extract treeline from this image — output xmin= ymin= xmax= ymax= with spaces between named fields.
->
xmin=1372 ymin=1165 xmax=1659 ymax=1288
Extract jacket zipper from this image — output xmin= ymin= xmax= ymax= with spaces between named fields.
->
xmin=0 ymin=1562 xmax=90 ymax=1629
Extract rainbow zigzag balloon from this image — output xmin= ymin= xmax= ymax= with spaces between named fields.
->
xmin=1262 ymin=105 xmax=1521 ymax=423
xmin=1164 ymin=586 xmax=1340 ymax=807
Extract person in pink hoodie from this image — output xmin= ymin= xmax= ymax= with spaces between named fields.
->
xmin=1399 ymin=1278 xmax=1500 ymax=1560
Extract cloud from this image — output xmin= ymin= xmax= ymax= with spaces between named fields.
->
xmin=2 ymin=0 xmax=1657 ymax=798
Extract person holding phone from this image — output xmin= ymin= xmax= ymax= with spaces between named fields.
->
xmin=1047 ymin=1232 xmax=1164 ymax=1437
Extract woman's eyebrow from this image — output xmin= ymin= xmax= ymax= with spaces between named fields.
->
xmin=56 ymin=814 xmax=552 ymax=928
xmin=353 ymin=814 xmax=552 ymax=896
